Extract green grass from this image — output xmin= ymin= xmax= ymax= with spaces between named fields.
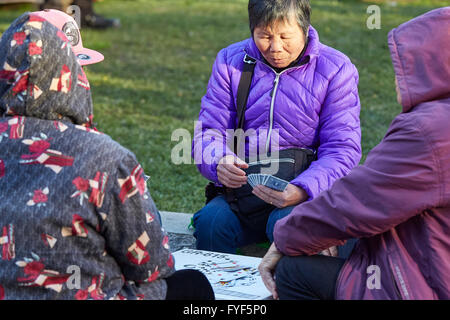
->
xmin=0 ymin=0 xmax=447 ymax=213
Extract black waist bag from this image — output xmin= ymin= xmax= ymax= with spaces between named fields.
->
xmin=224 ymin=148 xmax=315 ymax=231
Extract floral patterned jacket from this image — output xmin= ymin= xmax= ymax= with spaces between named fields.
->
xmin=0 ymin=13 xmax=174 ymax=300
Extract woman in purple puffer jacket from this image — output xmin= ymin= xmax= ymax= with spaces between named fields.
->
xmin=192 ymin=0 xmax=362 ymax=254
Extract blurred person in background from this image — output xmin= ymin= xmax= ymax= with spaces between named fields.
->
xmin=40 ymin=0 xmax=120 ymax=29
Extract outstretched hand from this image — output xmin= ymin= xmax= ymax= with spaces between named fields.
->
xmin=258 ymin=243 xmax=284 ymax=300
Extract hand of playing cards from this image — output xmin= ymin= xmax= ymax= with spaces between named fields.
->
xmin=247 ymin=174 xmax=289 ymax=192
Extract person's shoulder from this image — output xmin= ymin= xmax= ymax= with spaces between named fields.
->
xmin=63 ymin=122 xmax=136 ymax=162
xmin=388 ymin=99 xmax=450 ymax=181
xmin=315 ymin=43 xmax=357 ymax=77
xmin=217 ymin=38 xmax=250 ymax=65
xmin=405 ymin=99 xmax=450 ymax=138
xmin=385 ymin=99 xmax=450 ymax=152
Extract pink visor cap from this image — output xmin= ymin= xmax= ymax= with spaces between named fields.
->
xmin=32 ymin=9 xmax=104 ymax=66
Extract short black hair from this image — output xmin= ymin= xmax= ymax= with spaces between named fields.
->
xmin=248 ymin=0 xmax=311 ymax=36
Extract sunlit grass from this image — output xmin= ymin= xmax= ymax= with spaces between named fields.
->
xmin=0 ymin=0 xmax=447 ymax=212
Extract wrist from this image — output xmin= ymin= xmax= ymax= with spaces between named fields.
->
xmin=288 ymin=184 xmax=308 ymax=205
xmin=297 ymin=186 xmax=308 ymax=202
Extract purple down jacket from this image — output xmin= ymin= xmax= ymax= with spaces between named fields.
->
xmin=274 ymin=7 xmax=450 ymax=299
xmin=192 ymin=26 xmax=362 ymax=199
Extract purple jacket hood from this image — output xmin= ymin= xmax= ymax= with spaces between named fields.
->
xmin=388 ymin=7 xmax=450 ymax=112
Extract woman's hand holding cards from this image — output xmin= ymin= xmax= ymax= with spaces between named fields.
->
xmin=252 ymin=183 xmax=308 ymax=208
xmin=217 ymin=155 xmax=309 ymax=208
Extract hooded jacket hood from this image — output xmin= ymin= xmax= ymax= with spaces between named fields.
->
xmin=0 ymin=12 xmax=93 ymax=125
xmin=388 ymin=7 xmax=450 ymax=113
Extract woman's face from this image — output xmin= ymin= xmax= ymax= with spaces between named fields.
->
xmin=253 ymin=15 xmax=306 ymax=69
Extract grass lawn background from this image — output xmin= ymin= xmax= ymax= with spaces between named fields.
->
xmin=0 ymin=0 xmax=447 ymax=213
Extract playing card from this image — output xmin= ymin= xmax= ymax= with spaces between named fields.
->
xmin=211 ymin=269 xmax=247 ymax=282
xmin=215 ymin=261 xmax=251 ymax=272
xmin=247 ymin=174 xmax=254 ymax=187
xmin=247 ymin=174 xmax=288 ymax=192
xmin=263 ymin=175 xmax=289 ymax=191
xmin=247 ymin=174 xmax=259 ymax=188
xmin=244 ymin=267 xmax=259 ymax=275
xmin=258 ymin=174 xmax=263 ymax=184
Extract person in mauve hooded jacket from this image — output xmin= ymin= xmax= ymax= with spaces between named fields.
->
xmin=0 ymin=11 xmax=213 ymax=300
xmin=259 ymin=7 xmax=450 ymax=300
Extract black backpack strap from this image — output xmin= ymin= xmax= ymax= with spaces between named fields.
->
xmin=209 ymin=55 xmax=256 ymax=206
xmin=226 ymin=54 xmax=256 ymax=209
xmin=234 ymin=54 xmax=256 ymax=154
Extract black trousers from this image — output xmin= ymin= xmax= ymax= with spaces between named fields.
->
xmin=165 ymin=269 xmax=215 ymax=300
xmin=275 ymin=239 xmax=357 ymax=300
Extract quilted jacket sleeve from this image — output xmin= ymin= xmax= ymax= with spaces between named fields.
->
xmin=192 ymin=49 xmax=237 ymax=183
xmin=101 ymin=151 xmax=174 ymax=300
xmin=291 ymin=60 xmax=362 ymax=199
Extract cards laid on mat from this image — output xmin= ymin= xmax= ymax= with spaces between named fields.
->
xmin=173 ymin=249 xmax=272 ymax=300
xmin=247 ymin=174 xmax=289 ymax=192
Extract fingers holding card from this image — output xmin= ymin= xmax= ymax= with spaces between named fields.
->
xmin=247 ymin=174 xmax=289 ymax=192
